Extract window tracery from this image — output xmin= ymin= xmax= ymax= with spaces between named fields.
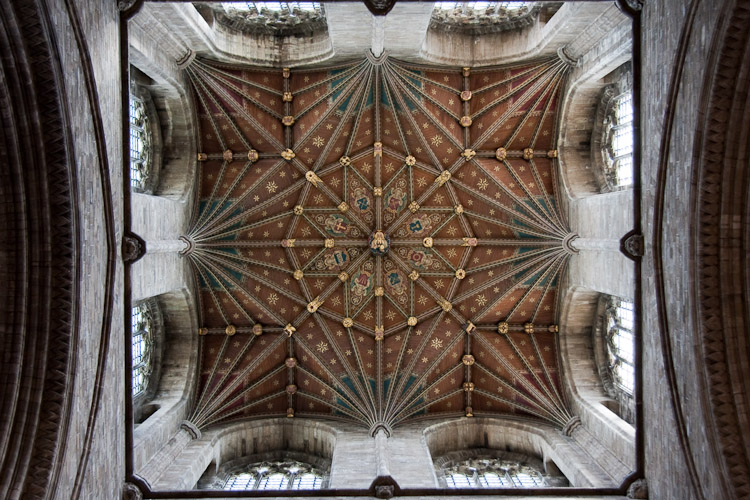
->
xmin=200 ymin=1 xmax=326 ymax=36
xmin=222 ymin=1 xmax=319 ymax=12
xmin=131 ymin=300 xmax=158 ymax=396
xmin=594 ymin=294 xmax=636 ymax=424
xmin=222 ymin=460 xmax=326 ymax=491
xmin=603 ymin=91 xmax=634 ymax=188
xmin=605 ymin=297 xmax=635 ymax=395
xmin=443 ymin=457 xmax=548 ymax=488
xmin=430 ymin=2 xmax=542 ymax=34
xmin=434 ymin=450 xmax=568 ymax=489
xmin=128 ymin=95 xmax=153 ymax=192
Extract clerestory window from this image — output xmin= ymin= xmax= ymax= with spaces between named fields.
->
xmin=129 ymin=95 xmax=152 ymax=192
xmin=223 ymin=460 xmax=325 ymax=491
xmin=131 ymin=301 xmax=156 ymax=396
xmin=605 ymin=297 xmax=635 ymax=395
xmin=443 ymin=458 xmax=547 ymax=489
xmin=434 ymin=1 xmax=534 ymax=13
xmin=604 ymin=91 xmax=634 ymax=188
xmin=221 ymin=1 xmax=320 ymax=11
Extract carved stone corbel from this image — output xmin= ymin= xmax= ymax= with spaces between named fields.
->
xmin=122 ymin=232 xmax=146 ymax=264
xmin=121 ymin=482 xmax=143 ymax=500
xmin=620 ymin=230 xmax=644 ymax=260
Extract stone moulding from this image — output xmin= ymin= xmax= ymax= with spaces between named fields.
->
xmin=692 ymin=1 xmax=750 ymax=497
xmin=0 ymin=0 xmax=94 ymax=497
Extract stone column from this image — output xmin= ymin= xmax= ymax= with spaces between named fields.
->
xmin=146 ymin=238 xmax=189 ymax=254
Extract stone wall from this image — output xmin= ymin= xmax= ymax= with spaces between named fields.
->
xmin=557 ymin=5 xmax=631 ymax=199
xmin=130 ymin=193 xmax=192 ymax=301
xmin=154 ymin=419 xmax=339 ymax=490
xmin=642 ymin=0 xmax=750 ymax=498
xmin=566 ymin=190 xmax=635 ymax=300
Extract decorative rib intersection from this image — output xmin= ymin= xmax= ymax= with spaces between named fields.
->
xmin=182 ymin=53 xmax=576 ymax=432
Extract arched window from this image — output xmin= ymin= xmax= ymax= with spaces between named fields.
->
xmin=434 ymin=450 xmax=569 ymax=489
xmin=443 ymin=457 xmax=549 ymax=489
xmin=605 ymin=297 xmax=635 ymax=394
xmin=129 ymin=95 xmax=152 ymax=192
xmin=603 ymin=90 xmax=634 ymax=188
xmin=222 ymin=460 xmax=326 ymax=491
xmin=221 ymin=2 xmax=320 ymax=12
xmin=131 ymin=300 xmax=158 ymax=396
xmin=211 ymin=1 xmax=326 ymax=34
xmin=593 ymin=294 xmax=636 ymax=424
xmin=431 ymin=2 xmax=540 ymax=33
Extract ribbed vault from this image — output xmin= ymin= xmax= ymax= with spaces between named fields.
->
xmin=181 ymin=52 xmax=577 ymax=433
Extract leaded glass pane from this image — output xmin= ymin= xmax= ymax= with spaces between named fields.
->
xmin=221 ymin=460 xmax=326 ymax=491
xmin=258 ymin=472 xmax=288 ymax=490
xmin=224 ymin=472 xmax=256 ymax=490
xmin=131 ymin=302 xmax=153 ymax=396
xmin=446 ymin=472 xmax=474 ymax=488
xmin=222 ymin=1 xmax=319 ymax=11
xmin=606 ymin=298 xmax=635 ymax=394
xmin=128 ymin=96 xmax=152 ymax=191
xmin=605 ymin=91 xmax=634 ymax=188
xmin=444 ymin=458 xmax=548 ymax=488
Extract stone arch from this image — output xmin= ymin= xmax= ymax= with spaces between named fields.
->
xmin=192 ymin=2 xmax=334 ymax=66
xmin=419 ymin=3 xmax=572 ymax=66
xmin=686 ymin=1 xmax=750 ymax=496
xmin=557 ymin=285 xmax=636 ymax=473
xmin=153 ymin=418 xmax=338 ymax=490
xmin=131 ymin=297 xmax=165 ymax=422
xmin=0 ymin=0 xmax=117 ymax=497
xmin=129 ymin=68 xmax=164 ymax=194
xmin=422 ymin=417 xmax=617 ymax=488
xmin=557 ymin=9 xmax=632 ymax=199
xmin=132 ymin=288 xmax=200 ymax=476
xmin=128 ymin=8 xmax=198 ymax=201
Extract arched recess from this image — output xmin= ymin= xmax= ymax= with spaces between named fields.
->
xmin=0 ymin=1 xmax=84 ymax=497
xmin=192 ymin=2 xmax=334 ymax=66
xmin=128 ymin=8 xmax=198 ymax=202
xmin=129 ymin=67 xmax=164 ymax=194
xmin=557 ymin=10 xmax=632 ymax=199
xmin=423 ymin=418 xmax=617 ymax=488
xmin=687 ymin=0 xmax=750 ymax=495
xmin=433 ymin=448 xmax=568 ymax=488
xmin=153 ymin=418 xmax=338 ymax=491
xmin=420 ymin=2 xmax=597 ymax=67
xmin=132 ymin=288 xmax=200 ymax=476
xmin=136 ymin=2 xmax=333 ymax=67
xmin=557 ymin=285 xmax=635 ymax=473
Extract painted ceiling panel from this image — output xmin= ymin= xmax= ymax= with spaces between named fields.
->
xmin=183 ymin=54 xmax=576 ymax=432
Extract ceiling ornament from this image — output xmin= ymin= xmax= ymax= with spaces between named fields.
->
xmin=180 ymin=54 xmax=577 ymax=432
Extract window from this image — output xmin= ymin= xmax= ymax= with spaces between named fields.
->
xmin=131 ymin=301 xmax=156 ymax=396
xmin=222 ymin=460 xmax=325 ymax=491
xmin=605 ymin=297 xmax=635 ymax=394
xmin=430 ymin=1 xmax=540 ymax=35
xmin=129 ymin=95 xmax=152 ymax=191
xmin=604 ymin=91 xmax=634 ymax=188
xmin=443 ymin=458 xmax=548 ymax=489
xmin=221 ymin=2 xmax=320 ymax=12
xmin=434 ymin=1 xmax=534 ymax=12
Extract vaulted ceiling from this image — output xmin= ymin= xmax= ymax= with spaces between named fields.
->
xmin=182 ymin=52 xmax=577 ymax=432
